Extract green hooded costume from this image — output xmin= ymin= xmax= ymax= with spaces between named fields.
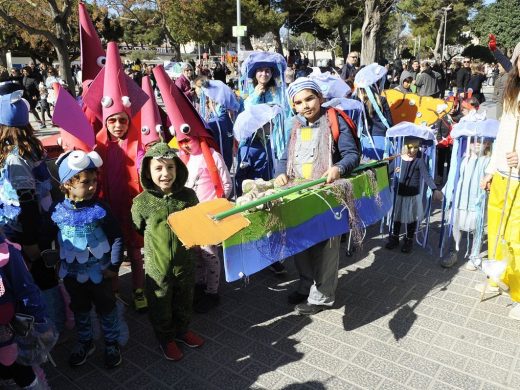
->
xmin=131 ymin=142 xmax=198 ymax=341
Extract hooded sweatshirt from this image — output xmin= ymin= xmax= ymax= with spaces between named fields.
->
xmin=131 ymin=143 xmax=199 ymax=287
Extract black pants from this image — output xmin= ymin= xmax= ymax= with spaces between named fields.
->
xmin=392 ymin=221 xmax=417 ymax=239
xmin=0 ymin=362 xmax=35 ymax=387
xmin=63 ymin=277 xmax=116 ymax=315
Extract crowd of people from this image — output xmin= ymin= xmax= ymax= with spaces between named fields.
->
xmin=0 ymin=6 xmax=519 ymax=389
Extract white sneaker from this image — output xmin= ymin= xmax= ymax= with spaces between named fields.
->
xmin=474 ymin=282 xmax=500 ymax=294
xmin=508 ymin=304 xmax=520 ymax=320
xmin=465 ymin=261 xmax=478 ymax=271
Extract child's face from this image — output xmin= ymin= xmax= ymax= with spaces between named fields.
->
xmin=406 ymin=142 xmax=420 ymax=157
xmin=178 ymin=137 xmax=202 ymax=155
xmin=403 ymin=80 xmax=410 ymax=89
xmin=106 ymin=112 xmax=129 ymax=140
xmin=65 ymin=170 xmax=97 ymax=202
xmin=292 ymin=89 xmax=323 ymax=123
xmin=149 ymin=158 xmax=176 ymax=194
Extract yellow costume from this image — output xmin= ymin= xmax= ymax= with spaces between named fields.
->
xmin=486 ymin=100 xmax=520 ymax=301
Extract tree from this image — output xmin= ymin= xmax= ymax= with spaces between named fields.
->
xmin=0 ymin=0 xmax=77 ymax=91
xmin=399 ymin=0 xmax=482 ymax=60
xmin=360 ymin=0 xmax=395 ymax=65
xmin=471 ymin=0 xmax=520 ymax=55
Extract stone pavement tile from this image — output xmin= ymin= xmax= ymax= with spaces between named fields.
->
xmin=493 ymin=351 xmax=514 ymax=371
xmin=218 ymin=313 xmax=255 ymax=333
xmin=406 ymin=372 xmax=434 ymax=389
xmin=214 ymin=328 xmax=255 ymax=350
xmin=413 ymin=327 xmax=436 ymax=343
xmin=208 ymin=368 xmax=254 ymax=390
xmin=470 ymin=308 xmax=491 ymax=322
xmin=431 ymin=333 xmax=458 ymax=350
xmin=355 ymin=323 xmax=393 ymax=342
xmin=145 ymin=359 xmax=189 ymax=386
xmin=436 ymin=366 xmax=483 ymax=390
xmin=452 ymin=339 xmax=494 ymax=361
xmin=278 ymin=361 xmax=331 ymax=382
xmin=239 ymin=360 xmax=272 ymax=383
xmin=481 ymin=383 xmax=513 ymax=390
xmin=477 ymin=336 xmax=516 ymax=357
xmin=422 ymin=295 xmax=457 ymax=312
xmin=315 ymin=377 xmax=363 ymax=390
xmin=178 ymin=354 xmax=220 ymax=381
xmin=452 ymin=303 xmax=472 ymax=316
xmin=507 ymin=374 xmax=520 ymax=388
xmin=378 ymin=379 xmax=412 ymax=390
xmin=108 ymin=360 xmax=145 ymax=385
xmin=477 ymin=301 xmax=511 ymax=317
xmin=304 ymin=350 xmax=346 ymax=375
xmin=430 ymin=381 xmax=459 ymax=390
xmin=487 ymin=314 xmax=520 ymax=332
xmin=174 ymin=375 xmax=219 ymax=390
xmin=368 ymin=357 xmax=413 ymax=383
xmin=430 ymin=307 xmax=467 ymax=326
xmin=209 ymin=345 xmax=251 ymax=372
xmin=334 ymin=342 xmax=359 ymax=362
xmin=124 ymin=344 xmax=162 ymax=369
xmin=427 ymin=346 xmax=468 ymax=370
xmin=413 ymin=315 xmax=444 ymax=332
xmin=389 ymin=335 xmax=430 ymax=355
xmin=398 ymin=351 xmax=440 ymax=377
xmin=464 ymin=358 xmax=510 ymax=386
xmin=440 ymin=323 xmax=480 ymax=341
xmin=272 ymin=337 xmax=313 ymax=358
xmin=330 ymin=329 xmax=370 ymax=348
xmin=363 ymin=338 xmax=403 ymax=362
xmin=338 ymin=363 xmax=383 ymax=389
xmin=245 ymin=325 xmax=281 ymax=345
xmin=76 ymin=369 xmax=121 ymax=389
xmin=298 ymin=329 xmax=340 ymax=354
xmin=256 ymin=370 xmax=300 ymax=389
xmin=305 ymin=316 xmax=343 ymax=335
xmin=191 ymin=317 xmax=227 ymax=339
xmin=263 ymin=318 xmax=301 ymax=337
xmin=443 ymin=286 xmax=478 ymax=307
xmin=246 ymin=341 xmax=285 ymax=367
xmin=47 ymin=375 xmax=81 ymax=389
xmin=351 ymin=350 xmax=376 ymax=368
xmin=465 ymin=318 xmax=503 ymax=337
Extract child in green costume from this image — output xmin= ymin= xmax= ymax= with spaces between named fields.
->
xmin=131 ymin=142 xmax=204 ymax=361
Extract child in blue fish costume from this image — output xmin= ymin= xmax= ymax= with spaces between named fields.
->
xmin=50 ymin=150 xmax=124 ymax=369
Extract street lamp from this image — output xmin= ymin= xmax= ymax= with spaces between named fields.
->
xmin=441 ymin=5 xmax=453 ymax=61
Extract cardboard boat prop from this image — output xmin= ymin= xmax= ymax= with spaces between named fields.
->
xmin=167 ymin=161 xmax=392 ymax=282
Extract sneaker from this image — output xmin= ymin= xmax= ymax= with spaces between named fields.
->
xmin=104 ymin=342 xmax=122 ymax=369
xmin=39 ymin=124 xmax=47 ymax=130
xmin=175 ymin=330 xmax=204 ymax=348
xmin=401 ymin=238 xmax=413 ymax=253
xmin=69 ymin=340 xmax=95 ymax=366
xmin=295 ymin=302 xmax=328 ymax=316
xmin=474 ymin=282 xmax=500 ymax=294
xmin=288 ymin=291 xmax=308 ymax=305
xmin=160 ymin=341 xmax=183 ymax=361
xmin=194 ymin=292 xmax=220 ymax=313
xmin=508 ymin=304 xmax=520 ymax=320
xmin=133 ymin=288 xmax=148 ymax=313
xmin=385 ymin=235 xmax=399 ymax=250
xmin=268 ymin=262 xmax=287 ymax=275
xmin=440 ymin=251 xmax=458 ymax=268
xmin=464 ymin=260 xmax=478 ymax=271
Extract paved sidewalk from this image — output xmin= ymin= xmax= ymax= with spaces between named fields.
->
xmin=44 ymin=208 xmax=520 ymax=390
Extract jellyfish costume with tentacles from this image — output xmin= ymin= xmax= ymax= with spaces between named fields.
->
xmin=353 ymin=63 xmax=393 ymax=161
xmin=385 ymin=122 xmax=438 ymax=249
xmin=440 ymin=111 xmax=499 ymax=266
xmin=198 ymin=80 xmax=240 ymax=170
xmin=239 ymin=52 xmax=291 ymax=178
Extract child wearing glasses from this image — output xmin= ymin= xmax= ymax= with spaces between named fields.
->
xmin=386 ymin=138 xmax=442 ymax=253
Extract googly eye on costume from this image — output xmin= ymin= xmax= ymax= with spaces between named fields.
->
xmin=155 ymin=124 xmax=163 ymax=134
xmin=141 ymin=126 xmax=150 ymax=135
xmin=180 ymin=123 xmax=191 ymax=134
xmin=169 ymin=125 xmax=175 ymax=136
xmin=67 ymin=151 xmax=90 ymax=170
xmin=87 ymin=151 xmax=103 ymax=168
xmin=96 ymin=56 xmax=107 ymax=67
xmin=121 ymin=96 xmax=131 ymax=107
xmin=101 ymin=96 xmax=113 ymax=108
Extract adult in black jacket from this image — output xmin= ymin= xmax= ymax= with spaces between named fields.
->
xmin=455 ymin=58 xmax=471 ymax=94
xmin=21 ymin=66 xmax=42 ymax=125
xmin=467 ymin=63 xmax=487 ymax=104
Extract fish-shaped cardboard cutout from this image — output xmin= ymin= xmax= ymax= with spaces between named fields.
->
xmin=382 ymin=90 xmax=454 ymax=126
